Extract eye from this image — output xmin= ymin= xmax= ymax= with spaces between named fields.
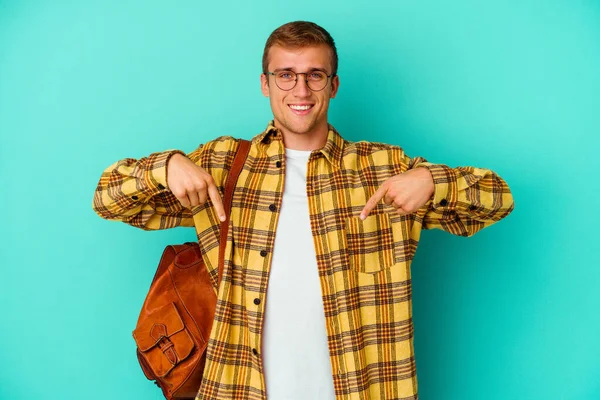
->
xmin=308 ymin=72 xmax=326 ymax=80
xmin=277 ymin=71 xmax=294 ymax=80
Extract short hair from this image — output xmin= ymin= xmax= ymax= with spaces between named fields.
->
xmin=262 ymin=21 xmax=338 ymax=76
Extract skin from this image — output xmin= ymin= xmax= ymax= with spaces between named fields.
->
xmin=260 ymin=44 xmax=339 ymax=150
xmin=167 ymin=153 xmax=226 ymax=220
xmin=360 ymin=169 xmax=435 ymax=219
xmin=167 ymin=43 xmax=435 ymax=221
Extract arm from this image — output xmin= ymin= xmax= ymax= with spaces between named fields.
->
xmin=92 ymin=146 xmax=204 ymax=230
xmin=412 ymin=159 xmax=515 ymax=237
xmin=360 ymin=147 xmax=514 ymax=237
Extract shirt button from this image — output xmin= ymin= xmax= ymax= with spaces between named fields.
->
xmin=469 ymin=204 xmax=477 ymax=211
xmin=252 ymin=348 xmax=259 ymax=356
xmin=131 ymin=195 xmax=139 ymax=200
xmin=276 ymin=161 xmax=282 ymax=168
xmin=253 ymin=298 xmax=261 ymax=305
xmin=440 ymin=199 xmax=448 ymax=207
xmin=269 ymin=204 xmax=277 ymax=212
xmin=260 ymin=250 xmax=268 ymax=257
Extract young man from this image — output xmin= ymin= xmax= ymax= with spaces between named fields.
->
xmin=93 ymin=21 xmax=514 ymax=400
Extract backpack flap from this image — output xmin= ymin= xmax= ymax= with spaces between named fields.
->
xmin=133 ymin=302 xmax=195 ymax=378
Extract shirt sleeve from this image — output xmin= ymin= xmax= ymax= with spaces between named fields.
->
xmin=408 ymin=157 xmax=515 ymax=237
xmin=92 ymin=145 xmax=204 ymax=230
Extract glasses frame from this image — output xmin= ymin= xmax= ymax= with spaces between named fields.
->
xmin=265 ymin=70 xmax=336 ymax=92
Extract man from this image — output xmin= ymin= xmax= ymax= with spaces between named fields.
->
xmin=93 ymin=21 xmax=514 ymax=400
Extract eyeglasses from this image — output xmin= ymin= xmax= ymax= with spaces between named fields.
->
xmin=265 ymin=70 xmax=335 ymax=92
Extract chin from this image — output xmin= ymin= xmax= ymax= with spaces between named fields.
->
xmin=278 ymin=119 xmax=309 ymax=135
xmin=289 ymin=124 xmax=314 ymax=135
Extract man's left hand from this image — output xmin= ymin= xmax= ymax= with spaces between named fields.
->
xmin=360 ymin=167 xmax=435 ymax=220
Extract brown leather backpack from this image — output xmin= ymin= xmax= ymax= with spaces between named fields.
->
xmin=132 ymin=140 xmax=251 ymax=399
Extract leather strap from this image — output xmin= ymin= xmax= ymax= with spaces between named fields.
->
xmin=217 ymin=139 xmax=251 ymax=288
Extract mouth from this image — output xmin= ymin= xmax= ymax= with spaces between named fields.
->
xmin=288 ymin=104 xmax=314 ymax=116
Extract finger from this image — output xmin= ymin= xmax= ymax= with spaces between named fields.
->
xmin=396 ymin=205 xmax=410 ymax=216
xmin=207 ymin=184 xmax=226 ymax=222
xmin=383 ymin=192 xmax=394 ymax=206
xmin=392 ymin=197 xmax=405 ymax=209
xmin=197 ymin=188 xmax=207 ymax=205
xmin=360 ymin=185 xmax=387 ymax=220
xmin=177 ymin=193 xmax=191 ymax=208
xmin=188 ymin=190 xmax=201 ymax=207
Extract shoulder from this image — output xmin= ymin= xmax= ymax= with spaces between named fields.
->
xmin=343 ymin=139 xmax=405 ymax=156
xmin=342 ymin=139 xmax=410 ymax=168
xmin=337 ymin=138 xmax=414 ymax=175
xmin=200 ymin=135 xmax=241 ymax=154
xmin=188 ymin=136 xmax=244 ymax=175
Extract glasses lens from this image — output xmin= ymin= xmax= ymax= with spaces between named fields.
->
xmin=273 ymin=70 xmax=330 ymax=91
xmin=306 ymin=71 xmax=328 ymax=91
xmin=275 ymin=71 xmax=297 ymax=90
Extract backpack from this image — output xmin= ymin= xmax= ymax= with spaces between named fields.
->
xmin=131 ymin=139 xmax=251 ymax=399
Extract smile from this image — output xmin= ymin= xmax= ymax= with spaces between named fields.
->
xmin=288 ymin=104 xmax=314 ymax=115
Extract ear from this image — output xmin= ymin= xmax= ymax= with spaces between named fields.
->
xmin=260 ymin=73 xmax=269 ymax=97
xmin=330 ymin=75 xmax=340 ymax=99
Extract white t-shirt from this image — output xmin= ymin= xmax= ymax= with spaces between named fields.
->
xmin=261 ymin=148 xmax=336 ymax=400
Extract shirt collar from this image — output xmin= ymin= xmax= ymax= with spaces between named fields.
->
xmin=253 ymin=120 xmax=344 ymax=170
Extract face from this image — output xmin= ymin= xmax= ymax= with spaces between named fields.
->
xmin=261 ymin=44 xmax=340 ymax=147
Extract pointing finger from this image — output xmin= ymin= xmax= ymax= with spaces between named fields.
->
xmin=360 ymin=185 xmax=387 ymax=220
xmin=207 ymin=183 xmax=226 ymax=222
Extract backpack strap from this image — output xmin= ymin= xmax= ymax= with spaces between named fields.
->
xmin=217 ymin=139 xmax=251 ymax=288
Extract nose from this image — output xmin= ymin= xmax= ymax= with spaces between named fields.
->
xmin=292 ymin=73 xmax=311 ymax=97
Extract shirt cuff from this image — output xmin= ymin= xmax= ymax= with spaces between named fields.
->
xmin=417 ymin=163 xmax=457 ymax=210
xmin=144 ymin=150 xmax=186 ymax=193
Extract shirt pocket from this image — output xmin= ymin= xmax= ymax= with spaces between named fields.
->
xmin=345 ymin=213 xmax=397 ymax=274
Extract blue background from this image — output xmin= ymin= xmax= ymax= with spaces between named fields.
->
xmin=1 ymin=1 xmax=599 ymax=399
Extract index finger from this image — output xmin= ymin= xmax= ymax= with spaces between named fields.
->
xmin=207 ymin=184 xmax=226 ymax=222
xmin=360 ymin=185 xmax=387 ymax=220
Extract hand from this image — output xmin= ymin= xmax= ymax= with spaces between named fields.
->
xmin=360 ymin=167 xmax=434 ymax=219
xmin=167 ymin=153 xmax=226 ymax=221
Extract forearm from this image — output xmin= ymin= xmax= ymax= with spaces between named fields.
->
xmin=416 ymin=162 xmax=515 ymax=236
xmin=92 ymin=149 xmax=193 ymax=230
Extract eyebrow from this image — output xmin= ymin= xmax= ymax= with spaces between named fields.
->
xmin=272 ymin=67 xmax=329 ymax=73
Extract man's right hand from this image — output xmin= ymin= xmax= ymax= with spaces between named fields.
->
xmin=166 ymin=153 xmax=226 ymax=222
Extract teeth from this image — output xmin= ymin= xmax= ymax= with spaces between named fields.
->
xmin=289 ymin=105 xmax=312 ymax=111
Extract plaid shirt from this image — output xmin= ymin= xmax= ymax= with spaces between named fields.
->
xmin=93 ymin=121 xmax=514 ymax=400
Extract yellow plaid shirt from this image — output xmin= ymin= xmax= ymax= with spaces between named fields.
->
xmin=93 ymin=121 xmax=514 ymax=400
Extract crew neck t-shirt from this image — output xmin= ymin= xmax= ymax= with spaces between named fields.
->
xmin=261 ymin=148 xmax=336 ymax=400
